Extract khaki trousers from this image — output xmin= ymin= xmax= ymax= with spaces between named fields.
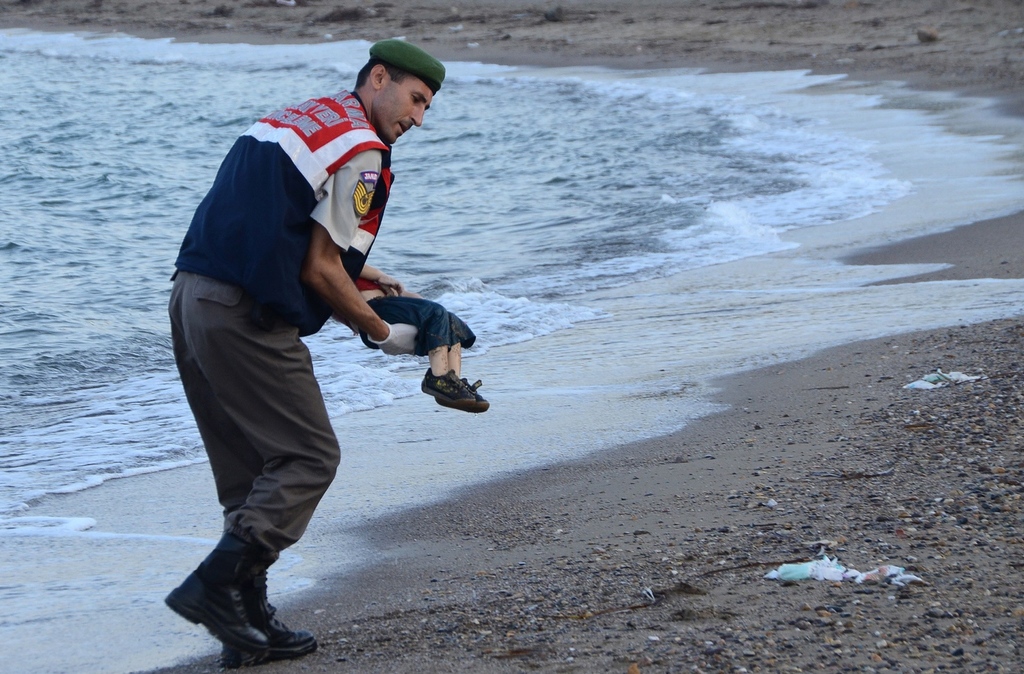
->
xmin=169 ymin=271 xmax=340 ymax=552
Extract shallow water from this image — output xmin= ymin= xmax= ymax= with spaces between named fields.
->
xmin=0 ymin=32 xmax=925 ymax=516
xmin=1 ymin=30 xmax=1023 ymax=673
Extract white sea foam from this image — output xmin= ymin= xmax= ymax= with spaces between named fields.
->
xmin=0 ymin=287 xmax=601 ymax=514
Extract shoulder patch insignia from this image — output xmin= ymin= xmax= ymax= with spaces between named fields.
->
xmin=353 ymin=170 xmax=379 ymax=217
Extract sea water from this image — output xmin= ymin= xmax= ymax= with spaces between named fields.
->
xmin=1 ymin=30 xmax=1023 ymax=673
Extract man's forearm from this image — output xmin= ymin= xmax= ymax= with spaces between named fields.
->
xmin=317 ymin=269 xmax=389 ymax=340
xmin=301 ymin=225 xmax=390 ymax=340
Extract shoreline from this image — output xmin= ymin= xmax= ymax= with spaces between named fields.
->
xmin=2 ymin=3 xmax=1021 ymax=673
xmin=845 ymin=210 xmax=1024 ymax=286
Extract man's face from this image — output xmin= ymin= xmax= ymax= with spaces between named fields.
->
xmin=368 ymin=66 xmax=433 ymax=145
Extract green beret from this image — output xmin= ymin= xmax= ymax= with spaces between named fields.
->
xmin=369 ymin=39 xmax=445 ymax=93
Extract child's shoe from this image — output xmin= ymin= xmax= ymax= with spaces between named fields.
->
xmin=421 ymin=369 xmax=490 ymax=413
xmin=461 ymin=377 xmax=488 ymax=405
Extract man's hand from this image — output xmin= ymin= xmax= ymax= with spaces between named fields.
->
xmin=369 ymin=322 xmax=418 ymax=355
xmin=376 ymin=273 xmax=405 ymax=297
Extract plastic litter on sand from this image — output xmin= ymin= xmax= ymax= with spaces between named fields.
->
xmin=903 ymin=369 xmax=982 ymax=390
xmin=764 ymin=555 xmax=924 ymax=586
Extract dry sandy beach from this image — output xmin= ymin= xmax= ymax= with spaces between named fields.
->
xmin=4 ymin=1 xmax=1023 ymax=672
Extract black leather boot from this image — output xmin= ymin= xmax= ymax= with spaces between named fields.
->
xmin=219 ymin=572 xmax=318 ymax=668
xmin=165 ymin=532 xmax=269 ymax=655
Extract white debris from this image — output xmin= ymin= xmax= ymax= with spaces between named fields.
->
xmin=765 ymin=554 xmax=925 ymax=586
xmin=903 ymin=369 xmax=982 ymax=390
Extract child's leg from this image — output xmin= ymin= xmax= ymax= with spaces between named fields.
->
xmin=428 ymin=346 xmax=449 ymax=377
xmin=367 ymin=297 xmax=473 ymax=358
xmin=428 ymin=344 xmax=462 ymax=377
xmin=448 ymin=343 xmax=462 ymax=377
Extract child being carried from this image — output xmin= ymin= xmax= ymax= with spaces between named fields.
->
xmin=356 ymin=264 xmax=488 ymax=413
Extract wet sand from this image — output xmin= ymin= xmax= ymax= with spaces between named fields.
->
xmin=3 ymin=1 xmax=1022 ymax=672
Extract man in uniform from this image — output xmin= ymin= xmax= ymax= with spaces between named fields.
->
xmin=164 ymin=40 xmax=445 ymax=666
